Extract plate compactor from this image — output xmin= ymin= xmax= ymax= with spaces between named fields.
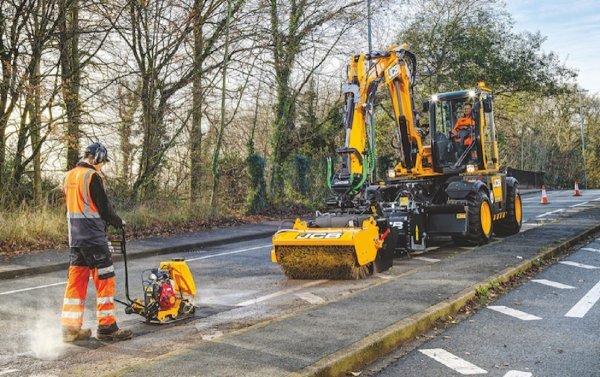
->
xmin=110 ymin=228 xmax=197 ymax=323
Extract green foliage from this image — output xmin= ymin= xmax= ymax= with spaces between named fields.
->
xmin=488 ymin=279 xmax=501 ymax=291
xmin=400 ymin=0 xmax=576 ymax=96
xmin=293 ymin=154 xmax=311 ymax=196
xmin=475 ymin=285 xmax=489 ymax=303
xmin=377 ymin=155 xmax=394 ymax=181
xmin=245 ymin=153 xmax=269 ymax=214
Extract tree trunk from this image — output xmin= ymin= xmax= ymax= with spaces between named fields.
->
xmin=31 ymin=53 xmax=42 ymax=206
xmin=60 ymin=0 xmax=81 ymax=170
xmin=117 ymin=82 xmax=138 ymax=185
xmin=269 ymin=66 xmax=294 ymax=201
xmin=209 ymin=0 xmax=231 ymax=218
xmin=190 ymin=1 xmax=204 ymax=202
xmin=133 ymin=79 xmax=165 ymax=200
xmin=247 ymin=80 xmax=262 ymax=157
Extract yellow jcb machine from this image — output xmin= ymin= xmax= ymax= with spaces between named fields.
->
xmin=272 ymin=44 xmax=522 ymax=279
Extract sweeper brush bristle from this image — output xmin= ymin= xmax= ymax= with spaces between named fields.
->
xmin=274 ymin=246 xmax=370 ymax=280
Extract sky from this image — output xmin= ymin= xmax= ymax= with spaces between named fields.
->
xmin=506 ymin=0 xmax=600 ymax=95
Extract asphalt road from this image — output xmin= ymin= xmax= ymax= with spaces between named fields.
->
xmin=0 ymin=189 xmax=598 ymax=376
xmin=369 ymin=238 xmax=600 ymax=377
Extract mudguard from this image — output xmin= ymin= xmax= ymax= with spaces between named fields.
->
xmin=446 ymin=179 xmax=490 ymax=200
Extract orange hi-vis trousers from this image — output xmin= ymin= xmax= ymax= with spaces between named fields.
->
xmin=62 ymin=266 xmax=116 ymax=329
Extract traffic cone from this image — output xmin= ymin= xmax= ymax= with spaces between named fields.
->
xmin=574 ymin=181 xmax=582 ymax=196
xmin=540 ymin=185 xmax=549 ymax=204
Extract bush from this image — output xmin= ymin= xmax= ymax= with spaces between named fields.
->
xmin=245 ymin=153 xmax=269 ymax=214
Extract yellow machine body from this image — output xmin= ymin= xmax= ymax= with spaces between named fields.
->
xmin=159 ymin=260 xmax=197 ymax=296
xmin=272 ymin=218 xmax=383 ymax=279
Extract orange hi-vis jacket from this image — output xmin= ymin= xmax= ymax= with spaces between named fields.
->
xmin=452 ymin=116 xmax=475 ymax=145
xmin=453 ymin=115 xmax=475 ymax=133
xmin=64 ymin=166 xmax=107 ymax=247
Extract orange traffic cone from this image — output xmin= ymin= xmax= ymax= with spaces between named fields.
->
xmin=574 ymin=181 xmax=582 ymax=196
xmin=540 ymin=185 xmax=549 ymax=204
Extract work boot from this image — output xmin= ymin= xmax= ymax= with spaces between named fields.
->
xmin=62 ymin=327 xmax=92 ymax=342
xmin=97 ymin=324 xmax=132 ymax=341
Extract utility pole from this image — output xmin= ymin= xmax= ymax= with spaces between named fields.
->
xmin=367 ymin=0 xmax=375 ymax=181
xmin=578 ymin=89 xmax=588 ymax=189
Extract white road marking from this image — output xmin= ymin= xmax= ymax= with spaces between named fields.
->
xmin=531 ymin=279 xmax=576 ymax=289
xmin=565 ymin=280 xmax=600 ymax=318
xmin=582 ymin=247 xmax=600 ymax=253
xmin=376 ymin=274 xmax=394 ymax=280
xmin=593 ymin=196 xmax=600 ymax=201
xmin=413 ymin=256 xmax=440 ymax=263
xmin=419 ymin=348 xmax=487 ymax=375
xmin=503 ymin=371 xmax=532 ymax=377
xmin=521 ymin=223 xmax=542 ymax=229
xmin=487 ymin=306 xmax=542 ymax=320
xmin=536 ymin=208 xmax=565 ymax=218
xmin=186 ymin=244 xmax=272 ymax=262
xmin=295 ymin=292 xmax=325 ymax=304
xmin=559 ymin=261 xmax=600 ymax=270
xmin=237 ymin=280 xmax=326 ymax=306
xmin=0 ymin=369 xmax=20 ymax=376
xmin=0 ymin=281 xmax=67 ymax=296
xmin=570 ymin=201 xmax=590 ymax=207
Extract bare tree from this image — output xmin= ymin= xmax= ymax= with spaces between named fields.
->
xmin=266 ymin=0 xmax=362 ymax=201
xmin=58 ymin=0 xmax=81 ymax=170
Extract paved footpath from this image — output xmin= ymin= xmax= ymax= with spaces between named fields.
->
xmin=108 ymin=205 xmax=600 ymax=377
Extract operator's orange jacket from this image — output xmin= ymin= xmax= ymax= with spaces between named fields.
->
xmin=452 ymin=116 xmax=475 ymax=145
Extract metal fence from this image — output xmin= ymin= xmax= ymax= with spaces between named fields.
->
xmin=506 ymin=167 xmax=545 ymax=189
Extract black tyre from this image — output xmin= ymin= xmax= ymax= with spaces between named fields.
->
xmin=452 ymin=191 xmax=493 ymax=246
xmin=495 ymin=184 xmax=522 ymax=236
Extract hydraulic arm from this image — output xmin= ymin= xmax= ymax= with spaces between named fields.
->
xmin=329 ymin=44 xmax=427 ymax=204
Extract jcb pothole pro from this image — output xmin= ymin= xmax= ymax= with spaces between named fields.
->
xmin=111 ymin=228 xmax=197 ymax=323
xmin=272 ymin=44 xmax=522 ymax=280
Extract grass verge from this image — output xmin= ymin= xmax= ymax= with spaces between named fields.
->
xmin=0 ymin=201 xmax=271 ymax=257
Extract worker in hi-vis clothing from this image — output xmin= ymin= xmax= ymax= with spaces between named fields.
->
xmin=451 ymin=102 xmax=477 ymax=160
xmin=61 ymin=143 xmax=132 ymax=342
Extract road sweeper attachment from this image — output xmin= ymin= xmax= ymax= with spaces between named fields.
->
xmin=271 ymin=217 xmax=385 ymax=280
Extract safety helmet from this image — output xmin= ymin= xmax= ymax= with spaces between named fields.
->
xmin=84 ymin=143 xmax=109 ymax=164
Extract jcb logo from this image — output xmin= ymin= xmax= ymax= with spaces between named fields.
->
xmin=387 ymin=64 xmax=400 ymax=80
xmin=391 ymin=222 xmax=404 ymax=229
xmin=296 ymin=233 xmax=343 ymax=239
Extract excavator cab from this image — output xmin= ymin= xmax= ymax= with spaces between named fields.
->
xmin=424 ymin=83 xmax=499 ymax=174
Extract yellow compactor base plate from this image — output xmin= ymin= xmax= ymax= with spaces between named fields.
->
xmin=274 ymin=245 xmax=371 ymax=280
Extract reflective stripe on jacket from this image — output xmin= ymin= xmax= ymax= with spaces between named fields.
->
xmin=64 ymin=166 xmax=106 ymax=247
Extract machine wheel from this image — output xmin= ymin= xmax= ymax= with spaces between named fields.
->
xmin=452 ymin=190 xmax=493 ymax=246
xmin=495 ymin=184 xmax=522 ymax=236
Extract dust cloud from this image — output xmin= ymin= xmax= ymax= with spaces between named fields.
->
xmin=26 ymin=310 xmax=67 ymax=360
